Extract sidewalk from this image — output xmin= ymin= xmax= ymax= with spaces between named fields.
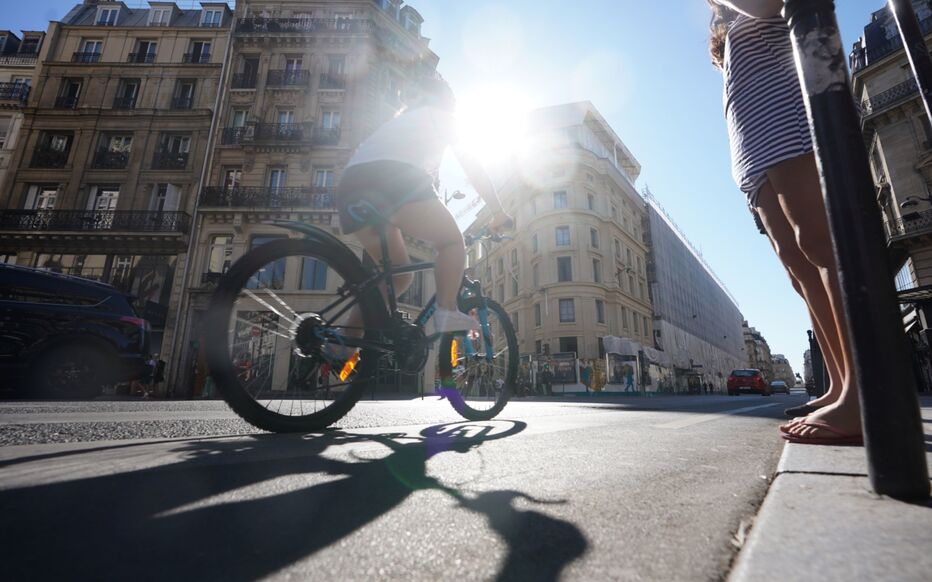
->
xmin=729 ymin=397 xmax=932 ymax=582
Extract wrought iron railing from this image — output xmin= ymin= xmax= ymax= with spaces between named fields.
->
xmin=152 ymin=151 xmax=188 ymax=170
xmin=91 ymin=150 xmax=130 ymax=169
xmin=889 ymin=207 xmax=932 ymax=242
xmin=200 ymin=186 xmax=334 ymax=209
xmin=266 ymin=69 xmax=310 ymax=87
xmin=182 ymin=52 xmax=211 ymax=64
xmin=112 ymin=95 xmax=136 ymax=109
xmin=860 ymin=78 xmax=918 ymax=117
xmin=54 ymin=96 xmax=78 ymax=109
xmin=71 ymin=51 xmax=101 ymax=63
xmin=235 ymin=17 xmax=373 ymax=34
xmin=313 ymin=127 xmax=341 ymax=145
xmin=231 ymin=73 xmax=257 ymax=89
xmin=0 ymin=82 xmax=29 ymax=102
xmin=127 ymin=52 xmax=156 ymax=64
xmin=171 ymin=96 xmax=193 ymax=109
xmin=319 ymin=73 xmax=346 ymax=90
xmin=221 ymin=123 xmax=313 ymax=145
xmin=31 ymin=149 xmax=69 ymax=168
xmin=0 ymin=210 xmax=190 ymax=233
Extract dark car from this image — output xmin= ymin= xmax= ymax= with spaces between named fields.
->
xmin=0 ymin=263 xmax=150 ymax=398
xmin=769 ymin=380 xmax=790 ymax=394
xmin=727 ymin=368 xmax=771 ymax=396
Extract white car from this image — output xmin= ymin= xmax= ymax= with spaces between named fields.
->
xmin=769 ymin=380 xmax=789 ymax=394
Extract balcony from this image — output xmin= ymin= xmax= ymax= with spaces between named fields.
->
xmin=54 ymin=96 xmax=78 ymax=109
xmin=860 ymin=78 xmax=918 ymax=118
xmin=221 ymin=123 xmax=313 ymax=145
xmin=235 ymin=17 xmax=373 ymax=34
xmin=889 ymin=207 xmax=932 ymax=243
xmin=127 ymin=52 xmax=156 ymax=64
xmin=171 ymin=96 xmax=193 ymax=110
xmin=30 ymin=148 xmax=69 ymax=168
xmin=71 ymin=52 xmax=101 ymax=64
xmin=91 ymin=150 xmax=130 ymax=169
xmin=0 ymin=210 xmax=190 ymax=233
xmin=0 ymin=82 xmax=29 ymax=104
xmin=312 ymin=127 xmax=341 ymax=145
xmin=152 ymin=151 xmax=189 ymax=170
xmin=112 ymin=95 xmax=137 ymax=109
xmin=181 ymin=52 xmax=211 ymax=64
xmin=230 ymin=73 xmax=257 ymax=89
xmin=200 ymin=186 xmax=334 ymax=209
xmin=319 ymin=73 xmax=345 ymax=90
xmin=266 ymin=69 xmax=310 ymax=87
xmin=0 ymin=54 xmax=37 ymax=66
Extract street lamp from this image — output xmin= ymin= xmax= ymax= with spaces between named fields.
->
xmin=899 ymin=195 xmax=932 ymax=209
xmin=443 ymin=189 xmax=466 ymax=205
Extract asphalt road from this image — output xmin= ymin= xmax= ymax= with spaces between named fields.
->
xmin=0 ymin=392 xmax=806 ymax=581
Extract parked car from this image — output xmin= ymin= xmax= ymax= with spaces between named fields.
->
xmin=0 ymin=263 xmax=150 ymax=398
xmin=769 ymin=380 xmax=789 ymax=394
xmin=727 ymin=368 xmax=771 ymax=396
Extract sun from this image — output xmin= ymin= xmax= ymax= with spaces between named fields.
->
xmin=454 ymin=85 xmax=532 ymax=166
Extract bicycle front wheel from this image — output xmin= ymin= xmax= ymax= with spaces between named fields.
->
xmin=437 ymin=297 xmax=517 ymax=421
xmin=205 ymin=238 xmax=385 ymax=432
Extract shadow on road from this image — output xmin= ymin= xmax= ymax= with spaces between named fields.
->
xmin=0 ymin=420 xmax=588 ymax=581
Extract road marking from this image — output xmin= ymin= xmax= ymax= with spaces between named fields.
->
xmin=653 ymin=403 xmax=778 ymax=429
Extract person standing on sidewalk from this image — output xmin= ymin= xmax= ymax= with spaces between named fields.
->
xmin=708 ymin=0 xmax=861 ymax=444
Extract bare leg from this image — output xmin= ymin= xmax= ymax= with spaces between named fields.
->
xmin=766 ymin=154 xmax=861 ymax=437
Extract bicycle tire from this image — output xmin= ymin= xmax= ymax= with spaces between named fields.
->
xmin=205 ymin=237 xmax=385 ymax=432
xmin=437 ymin=297 xmax=517 ymax=421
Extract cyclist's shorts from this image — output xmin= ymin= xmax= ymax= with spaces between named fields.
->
xmin=336 ymin=160 xmax=437 ymax=234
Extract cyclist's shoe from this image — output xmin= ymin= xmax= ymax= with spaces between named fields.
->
xmin=428 ymin=308 xmax=479 ymax=336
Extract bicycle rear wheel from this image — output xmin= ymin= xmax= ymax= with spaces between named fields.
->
xmin=437 ymin=297 xmax=517 ymax=421
xmin=205 ymin=238 xmax=385 ymax=432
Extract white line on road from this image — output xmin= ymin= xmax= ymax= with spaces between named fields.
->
xmin=653 ymin=403 xmax=778 ymax=430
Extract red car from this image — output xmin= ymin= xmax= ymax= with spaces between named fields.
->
xmin=727 ymin=369 xmax=771 ymax=396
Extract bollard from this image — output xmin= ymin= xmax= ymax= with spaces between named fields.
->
xmin=784 ymin=0 xmax=929 ymax=500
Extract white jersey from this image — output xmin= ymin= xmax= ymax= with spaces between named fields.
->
xmin=346 ymin=106 xmax=456 ymax=177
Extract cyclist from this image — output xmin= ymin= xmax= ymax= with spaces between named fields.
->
xmin=331 ymin=76 xmax=512 ymax=354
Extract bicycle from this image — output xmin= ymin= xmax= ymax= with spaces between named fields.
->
xmin=204 ymin=206 xmax=517 ymax=433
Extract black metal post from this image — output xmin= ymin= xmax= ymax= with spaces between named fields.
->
xmin=889 ymin=0 xmax=932 ymax=124
xmin=808 ymin=330 xmax=826 ymax=397
xmin=784 ymin=0 xmax=929 ymax=500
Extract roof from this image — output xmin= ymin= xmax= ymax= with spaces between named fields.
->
xmin=62 ymin=1 xmax=227 ymax=28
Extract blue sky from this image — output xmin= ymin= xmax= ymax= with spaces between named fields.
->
xmin=5 ymin=1 xmax=887 ymax=374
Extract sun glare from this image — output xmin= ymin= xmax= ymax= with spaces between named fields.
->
xmin=455 ymin=86 xmax=532 ymax=165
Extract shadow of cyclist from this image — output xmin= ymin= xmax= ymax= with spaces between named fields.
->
xmin=1 ymin=420 xmax=588 ymax=581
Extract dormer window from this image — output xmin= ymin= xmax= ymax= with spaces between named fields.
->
xmin=96 ymin=7 xmax=119 ymax=26
xmin=149 ymin=8 xmax=171 ymax=26
xmin=19 ymin=36 xmax=40 ymax=55
xmin=404 ymin=14 xmax=419 ymax=34
xmin=201 ymin=9 xmax=223 ymax=28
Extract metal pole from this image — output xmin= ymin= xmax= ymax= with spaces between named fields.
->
xmin=888 ymin=0 xmax=932 ymax=124
xmin=808 ymin=330 xmax=825 ymax=397
xmin=784 ymin=0 xmax=929 ymax=500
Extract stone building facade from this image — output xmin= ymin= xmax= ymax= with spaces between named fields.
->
xmin=849 ymin=0 xmax=932 ymax=392
xmin=742 ymin=321 xmax=773 ymax=382
xmin=0 ymin=0 xmax=232 ymax=366
xmin=0 ymin=30 xmax=43 ymax=202
xmin=467 ymin=102 xmax=653 ymax=364
xmin=770 ymin=353 xmax=795 ymax=387
xmin=174 ymin=0 xmax=439 ymax=395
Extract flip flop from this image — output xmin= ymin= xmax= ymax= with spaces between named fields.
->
xmin=781 ymin=420 xmax=863 ymax=446
xmin=784 ymin=403 xmax=821 ymax=418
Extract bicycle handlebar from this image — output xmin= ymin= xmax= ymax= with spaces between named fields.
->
xmin=464 ymin=218 xmax=514 ymax=246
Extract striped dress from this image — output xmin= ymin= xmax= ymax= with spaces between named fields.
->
xmin=723 ymin=14 xmax=812 ymax=208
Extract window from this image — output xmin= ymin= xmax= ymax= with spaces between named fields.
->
xmin=626 ymin=248 xmax=633 ymax=267
xmin=19 ymin=36 xmax=40 ymax=54
xmin=56 ymin=79 xmax=82 ymax=108
xmin=94 ymin=134 xmax=132 ymax=168
xmin=328 ymin=55 xmax=346 ymax=76
xmin=535 ymin=340 xmax=542 ymax=354
xmin=188 ymin=41 xmax=211 ymax=63
xmin=300 ymin=258 xmax=328 ymax=290
xmin=629 ymin=274 xmax=636 ymax=297
xmin=97 ymin=8 xmax=119 ymax=26
xmin=207 ymin=235 xmax=234 ymax=274
xmin=173 ymin=80 xmax=195 ymax=109
xmin=149 ymin=8 xmax=171 ymax=26
xmin=222 ymin=167 xmax=241 ymax=190
xmin=284 ymin=56 xmax=303 ymax=73
xmin=78 ymin=40 xmax=102 ymax=62
xmin=596 ymin=300 xmax=605 ymax=324
xmin=149 ymin=183 xmax=180 ymax=212
xmin=643 ymin=316 xmax=650 ymax=336
xmin=593 ymin=259 xmax=602 ymax=283
xmin=231 ymin=109 xmax=248 ymax=128
xmin=511 ymin=311 xmax=519 ymax=333
xmin=633 ymin=313 xmax=640 ymax=333
xmin=497 ymin=283 xmax=504 ymax=302
xmin=553 ymin=191 xmax=567 ymax=209
xmin=641 ymin=281 xmax=647 ymax=300
xmin=557 ymin=257 xmax=572 ymax=282
xmin=587 ymin=193 xmax=595 ymax=211
xmin=134 ymin=40 xmax=157 ymax=62
xmin=534 ymin=303 xmax=542 ymax=327
xmin=399 ymin=270 xmax=425 ymax=306
xmin=321 ymin=110 xmax=342 ymax=129
xmin=512 ymin=276 xmax=518 ymax=296
xmin=268 ymin=168 xmax=287 ymax=191
xmin=611 ymin=204 xmax=618 ymax=221
xmin=87 ymin=185 xmax=120 ymax=214
xmin=636 ymin=256 xmax=643 ymax=276
xmin=532 ymin=233 xmax=539 ymax=253
xmin=24 ymin=185 xmax=59 ymax=210
xmin=335 ymin=13 xmax=353 ymax=30
xmin=555 ymin=226 xmax=570 ymax=247
xmin=497 ymin=257 xmax=504 ymax=274
xmin=559 ymin=298 xmax=575 ymax=322
xmin=277 ymin=109 xmax=295 ymax=125
xmin=532 ymin=263 xmax=540 ymax=287
xmin=622 ymin=306 xmax=629 ymax=330
xmin=590 ymin=228 xmax=599 ymax=248
xmin=314 ymin=169 xmax=334 ymax=188
xmin=201 ymin=9 xmax=223 ymax=27
xmin=614 ymin=238 xmax=621 ymax=259
xmin=247 ymin=236 xmax=286 ymax=289
xmin=511 ymin=248 xmax=518 ymax=266
xmin=115 ymin=79 xmax=139 ymax=108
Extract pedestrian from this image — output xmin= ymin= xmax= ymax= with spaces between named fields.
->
xmin=709 ymin=1 xmax=861 ymax=444
xmin=541 ymin=362 xmax=554 ymax=396
xmin=580 ymin=360 xmax=592 ymax=393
